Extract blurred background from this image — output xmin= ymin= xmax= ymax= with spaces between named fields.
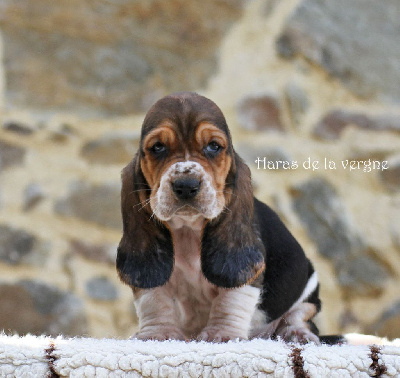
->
xmin=0 ymin=0 xmax=399 ymax=339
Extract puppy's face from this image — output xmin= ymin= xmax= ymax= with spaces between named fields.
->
xmin=139 ymin=93 xmax=234 ymax=222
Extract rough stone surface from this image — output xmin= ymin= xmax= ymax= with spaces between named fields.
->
xmin=69 ymin=239 xmax=116 ymax=265
xmin=0 ymin=280 xmax=87 ymax=336
xmin=277 ymin=0 xmax=400 ymax=103
xmin=0 ymin=0 xmax=245 ymax=115
xmin=49 ymin=124 xmax=77 ymax=143
xmin=235 ymin=143 xmax=293 ymax=170
xmin=23 ymin=183 xmax=46 ymax=211
xmin=0 ymin=140 xmax=26 ymax=170
xmin=80 ymin=132 xmax=140 ymax=165
xmin=285 ymin=82 xmax=309 ymax=126
xmin=0 ymin=225 xmax=48 ymax=265
xmin=236 ymin=94 xmax=284 ymax=132
xmin=380 ymin=157 xmax=400 ymax=192
xmin=314 ymin=110 xmax=400 ymax=140
xmin=262 ymin=0 xmax=279 ymax=17
xmin=369 ymin=301 xmax=400 ymax=340
xmin=3 ymin=120 xmax=35 ymax=135
xmin=54 ymin=181 xmax=121 ymax=229
xmin=86 ymin=276 xmax=118 ymax=301
xmin=291 ymin=178 xmax=389 ymax=295
xmin=348 ymin=148 xmax=395 ymax=163
xmin=391 ymin=211 xmax=400 ymax=251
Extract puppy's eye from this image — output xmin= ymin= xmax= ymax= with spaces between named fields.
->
xmin=204 ymin=141 xmax=222 ymax=155
xmin=150 ymin=142 xmax=167 ymax=154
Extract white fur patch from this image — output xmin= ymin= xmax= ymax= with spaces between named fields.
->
xmin=152 ymin=161 xmax=223 ymax=221
xmin=292 ymin=271 xmax=318 ymax=309
xmin=198 ymin=285 xmax=261 ymax=341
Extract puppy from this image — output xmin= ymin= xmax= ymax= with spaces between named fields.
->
xmin=117 ymin=91 xmax=321 ymax=343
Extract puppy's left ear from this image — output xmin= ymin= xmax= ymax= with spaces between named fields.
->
xmin=201 ymin=153 xmax=265 ymax=288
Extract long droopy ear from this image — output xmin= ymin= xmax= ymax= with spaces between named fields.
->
xmin=116 ymin=154 xmax=174 ymax=289
xmin=201 ymin=153 xmax=265 ymax=288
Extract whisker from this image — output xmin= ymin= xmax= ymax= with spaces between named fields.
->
xmin=132 ymin=198 xmax=151 ymax=211
xmin=215 ymin=190 xmax=238 ymax=198
xmin=128 ymin=189 xmax=153 ymax=195
xmin=138 ymin=199 xmax=152 ymax=212
xmin=216 ymin=198 xmax=232 ymax=214
xmin=149 ymin=208 xmax=158 ymax=221
xmin=148 ymin=202 xmax=161 ymax=221
xmin=131 ymin=182 xmax=152 ymax=186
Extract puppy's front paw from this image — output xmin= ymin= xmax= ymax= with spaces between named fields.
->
xmin=197 ymin=327 xmax=246 ymax=343
xmin=132 ymin=326 xmax=186 ymax=341
xmin=278 ymin=326 xmax=320 ymax=345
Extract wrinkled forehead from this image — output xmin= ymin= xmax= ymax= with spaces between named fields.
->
xmin=140 ymin=93 xmax=231 ymax=144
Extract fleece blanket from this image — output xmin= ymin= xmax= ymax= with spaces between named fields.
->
xmin=0 ymin=334 xmax=399 ymax=377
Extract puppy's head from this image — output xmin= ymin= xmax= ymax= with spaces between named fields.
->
xmin=117 ymin=92 xmax=264 ymax=289
xmin=139 ymin=92 xmax=234 ymax=222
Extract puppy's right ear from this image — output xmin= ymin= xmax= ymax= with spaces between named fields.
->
xmin=116 ymin=154 xmax=174 ymax=289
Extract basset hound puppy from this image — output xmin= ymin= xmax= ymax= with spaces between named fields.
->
xmin=117 ymin=91 xmax=322 ymax=343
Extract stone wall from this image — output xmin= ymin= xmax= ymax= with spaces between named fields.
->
xmin=0 ymin=0 xmax=399 ymax=339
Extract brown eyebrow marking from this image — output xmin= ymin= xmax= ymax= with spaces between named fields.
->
xmin=142 ymin=124 xmax=177 ymax=149
xmin=195 ymin=122 xmax=228 ymax=147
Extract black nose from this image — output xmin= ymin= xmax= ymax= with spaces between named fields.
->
xmin=172 ymin=178 xmax=201 ymax=200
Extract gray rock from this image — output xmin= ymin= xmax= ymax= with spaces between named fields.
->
xmin=368 ymin=301 xmax=400 ymax=339
xmin=348 ymin=148 xmax=394 ymax=163
xmin=0 ymin=0 xmax=246 ymax=115
xmin=314 ymin=110 xmax=400 ymax=140
xmin=81 ymin=131 xmax=140 ymax=165
xmin=23 ymin=183 xmax=46 ymax=211
xmin=391 ymin=213 xmax=400 ymax=251
xmin=236 ymin=94 xmax=285 ymax=132
xmin=0 ymin=140 xmax=26 ymax=171
xmin=0 ymin=224 xmax=49 ymax=265
xmin=0 ymin=280 xmax=87 ymax=336
xmin=285 ymin=82 xmax=309 ymax=126
xmin=49 ymin=124 xmax=78 ymax=143
xmin=3 ymin=120 xmax=35 ymax=135
xmin=380 ymin=157 xmax=400 ymax=192
xmin=336 ymin=254 xmax=389 ymax=296
xmin=291 ymin=178 xmax=360 ymax=260
xmin=277 ymin=0 xmax=400 ymax=103
xmin=54 ymin=181 xmax=121 ymax=229
xmin=339 ymin=309 xmax=359 ymax=330
xmin=262 ymin=0 xmax=279 ymax=17
xmin=392 ymin=231 xmax=400 ymax=251
xmin=86 ymin=276 xmax=118 ymax=301
xmin=69 ymin=239 xmax=116 ymax=265
xmin=291 ymin=177 xmax=389 ymax=295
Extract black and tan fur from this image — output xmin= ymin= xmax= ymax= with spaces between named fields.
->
xmin=117 ymin=92 xmax=323 ymax=343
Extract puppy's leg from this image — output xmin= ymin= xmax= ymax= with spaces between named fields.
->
xmin=250 ymin=302 xmax=319 ymax=344
xmin=198 ymin=285 xmax=260 ymax=342
xmin=133 ymin=287 xmax=186 ymax=341
xmin=275 ymin=302 xmax=320 ymax=344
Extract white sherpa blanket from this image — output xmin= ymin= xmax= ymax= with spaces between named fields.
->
xmin=0 ymin=334 xmax=399 ymax=377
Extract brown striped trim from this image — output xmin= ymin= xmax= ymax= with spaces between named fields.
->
xmin=290 ymin=346 xmax=310 ymax=378
xmin=369 ymin=345 xmax=387 ymax=377
xmin=45 ymin=341 xmax=60 ymax=378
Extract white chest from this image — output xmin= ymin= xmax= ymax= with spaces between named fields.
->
xmin=165 ymin=219 xmax=219 ymax=337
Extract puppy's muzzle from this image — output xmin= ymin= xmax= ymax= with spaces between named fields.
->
xmin=172 ymin=178 xmax=201 ymax=200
